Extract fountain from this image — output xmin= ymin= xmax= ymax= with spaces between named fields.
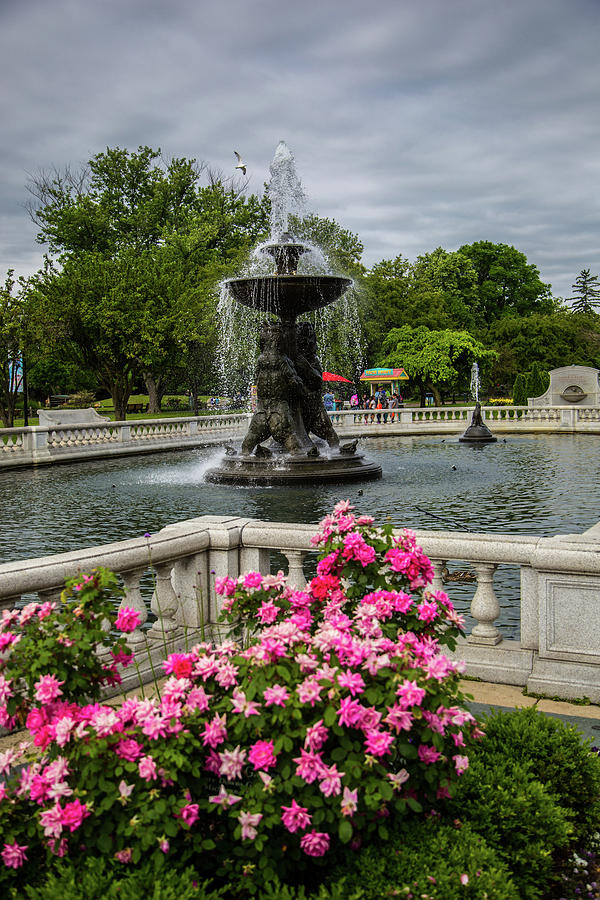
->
xmin=459 ymin=362 xmax=497 ymax=444
xmin=205 ymin=143 xmax=381 ymax=485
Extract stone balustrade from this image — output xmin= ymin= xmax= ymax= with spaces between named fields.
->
xmin=0 ymin=414 xmax=250 ymax=468
xmin=1 ymin=406 xmax=599 ymax=469
xmin=1 ymin=514 xmax=598 ymax=702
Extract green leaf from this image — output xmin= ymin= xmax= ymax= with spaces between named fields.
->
xmin=323 ymin=705 xmax=337 ymax=727
xmin=338 ymin=818 xmax=353 ymax=843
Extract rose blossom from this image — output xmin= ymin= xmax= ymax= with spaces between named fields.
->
xmin=1 ymin=842 xmax=28 ymax=869
xmin=300 ymin=829 xmax=330 ymax=857
xmin=34 ymin=674 xmax=64 ymax=703
xmin=138 ymin=755 xmax=158 ymax=781
xmin=281 ymin=799 xmax=312 ymax=833
xmin=239 ymin=810 xmax=262 ymax=841
xmin=418 ymin=744 xmax=442 ymax=765
xmin=114 ymin=606 xmax=141 ymax=633
xmin=263 ymin=684 xmax=289 ymax=707
xmin=248 ymin=739 xmax=277 ymax=771
xmin=179 ymin=802 xmax=199 ymax=827
xmin=242 ymin=571 xmax=263 ymax=589
xmin=340 ymin=786 xmax=358 ymax=816
xmin=453 ymin=754 xmax=469 ymax=775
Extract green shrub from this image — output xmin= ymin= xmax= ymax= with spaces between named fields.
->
xmin=527 ymin=362 xmax=549 ymax=400
xmin=67 ymin=390 xmax=96 ymax=407
xmin=471 ymin=707 xmax=600 ymax=840
xmin=449 ymin=755 xmax=572 ymax=899
xmin=512 ymin=372 xmax=528 ymax=406
xmin=328 ymin=819 xmax=518 ymax=899
xmin=18 ymin=857 xmax=226 ymax=900
xmin=259 ymin=878 xmax=363 ymax=899
xmin=165 ymin=396 xmax=185 ymax=410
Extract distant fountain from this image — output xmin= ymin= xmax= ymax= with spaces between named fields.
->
xmin=459 ymin=362 xmax=497 ymax=444
xmin=206 ymin=142 xmax=381 ymax=484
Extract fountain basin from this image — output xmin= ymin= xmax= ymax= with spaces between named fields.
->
xmin=205 ymin=449 xmax=382 ymax=485
xmin=226 ymin=275 xmax=352 ymax=319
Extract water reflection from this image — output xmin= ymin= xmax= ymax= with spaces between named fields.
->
xmin=2 ymin=434 xmax=599 ymax=641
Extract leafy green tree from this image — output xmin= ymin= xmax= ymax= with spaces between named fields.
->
xmin=459 ymin=241 xmax=553 ymax=322
xmin=0 ymin=271 xmax=27 ymax=427
xmin=360 ymin=255 xmax=412 ymax=358
xmin=361 ymin=249 xmax=479 ymax=362
xmin=409 ymin=248 xmax=479 ymax=329
xmin=567 ymin=269 xmax=600 ymax=313
xmin=27 ymin=147 xmax=269 ymax=417
xmin=486 ymin=313 xmax=600 ymax=390
xmin=291 ymin=214 xmax=365 ymax=277
xmin=380 ymin=324 xmax=496 ymax=406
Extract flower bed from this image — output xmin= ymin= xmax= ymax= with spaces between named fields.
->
xmin=0 ymin=502 xmax=598 ymax=899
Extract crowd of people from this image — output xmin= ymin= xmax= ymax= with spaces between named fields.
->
xmin=322 ymin=387 xmax=405 ymax=422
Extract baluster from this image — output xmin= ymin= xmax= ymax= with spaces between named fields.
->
xmin=283 ymin=550 xmax=308 ymax=590
xmin=148 ymin=562 xmax=179 ymax=639
xmin=120 ymin=568 xmax=149 ymax=646
xmin=428 ymin=558 xmax=446 ymax=593
xmin=467 ymin=562 xmax=502 ymax=645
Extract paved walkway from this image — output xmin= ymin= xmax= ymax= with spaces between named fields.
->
xmin=460 ymin=679 xmax=600 ymax=745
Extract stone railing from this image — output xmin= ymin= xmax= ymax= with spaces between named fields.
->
xmin=2 ymin=405 xmax=600 ymax=470
xmin=329 ymin=404 xmax=600 ymax=434
xmin=1 ymin=515 xmax=599 ymax=702
xmin=0 ymin=414 xmax=250 ymax=469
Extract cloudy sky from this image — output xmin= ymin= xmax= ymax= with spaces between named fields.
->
xmin=1 ymin=0 xmax=599 ymax=300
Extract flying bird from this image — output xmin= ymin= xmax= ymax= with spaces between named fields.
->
xmin=234 ymin=151 xmax=247 ymax=175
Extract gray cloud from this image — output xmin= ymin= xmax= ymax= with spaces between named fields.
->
xmin=1 ymin=0 xmax=599 ymax=300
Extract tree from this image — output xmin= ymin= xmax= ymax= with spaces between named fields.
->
xmin=291 ymin=214 xmax=365 ymax=277
xmin=379 ymin=324 xmax=496 ymax=406
xmin=486 ymin=313 xmax=600 ymax=390
xmin=512 ymin=373 xmax=528 ymax=406
xmin=0 ymin=272 xmax=26 ymax=427
xmin=459 ymin=241 xmax=553 ymax=322
xmin=527 ymin=361 xmax=549 ymax=400
xmin=27 ymin=147 xmax=269 ymax=417
xmin=361 ymin=249 xmax=479 ymax=362
xmin=360 ymin=255 xmax=412 ymax=358
xmin=568 ymin=269 xmax=600 ymax=313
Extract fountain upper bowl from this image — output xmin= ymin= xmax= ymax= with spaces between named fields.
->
xmin=226 ymin=274 xmax=352 ymax=319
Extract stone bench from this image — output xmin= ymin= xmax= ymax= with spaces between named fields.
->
xmin=37 ymin=407 xmax=110 ymax=427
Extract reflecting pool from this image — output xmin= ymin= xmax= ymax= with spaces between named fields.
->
xmin=2 ymin=433 xmax=599 ymax=640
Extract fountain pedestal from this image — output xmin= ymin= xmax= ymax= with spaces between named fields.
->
xmin=459 ymin=401 xmax=497 ymax=444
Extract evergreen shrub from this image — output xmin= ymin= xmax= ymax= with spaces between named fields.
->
xmin=328 ymin=818 xmax=519 ymax=899
xmin=469 ymin=707 xmax=600 ymax=841
xmin=17 ymin=858 xmax=225 ymax=900
xmin=512 ymin=373 xmax=528 ymax=406
xmin=527 ymin=362 xmax=550 ymax=400
xmin=449 ymin=755 xmax=572 ymax=899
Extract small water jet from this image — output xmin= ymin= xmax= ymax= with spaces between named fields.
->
xmin=206 ymin=143 xmax=381 ymax=485
xmin=459 ymin=362 xmax=497 ymax=444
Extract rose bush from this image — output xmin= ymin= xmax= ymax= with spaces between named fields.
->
xmin=0 ymin=568 xmax=137 ymax=735
xmin=0 ymin=502 xmax=482 ymax=894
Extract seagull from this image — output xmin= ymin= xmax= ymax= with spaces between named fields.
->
xmin=234 ymin=151 xmax=247 ymax=175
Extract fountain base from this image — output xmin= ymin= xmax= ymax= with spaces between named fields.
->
xmin=459 ymin=402 xmax=497 ymax=443
xmin=205 ymin=448 xmax=382 ymax=485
